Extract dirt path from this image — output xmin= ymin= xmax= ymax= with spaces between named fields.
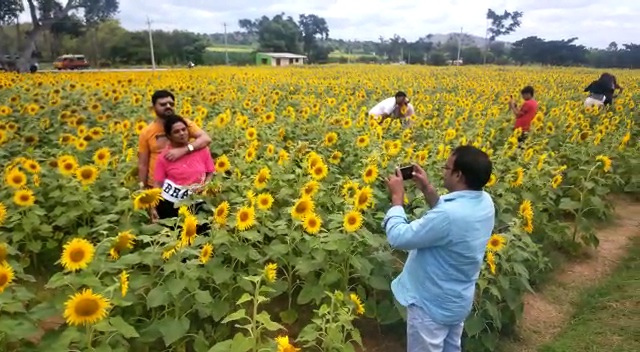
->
xmin=501 ymin=196 xmax=640 ymax=352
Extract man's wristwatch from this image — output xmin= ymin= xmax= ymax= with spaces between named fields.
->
xmin=187 ymin=144 xmax=194 ymax=153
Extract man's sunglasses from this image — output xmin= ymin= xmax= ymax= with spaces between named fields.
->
xmin=159 ymin=102 xmax=175 ymax=107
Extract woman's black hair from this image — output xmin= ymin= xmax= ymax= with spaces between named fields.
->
xmin=163 ymin=114 xmax=188 ymax=137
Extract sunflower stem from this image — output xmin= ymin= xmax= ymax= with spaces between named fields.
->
xmin=86 ymin=324 xmax=93 ymax=349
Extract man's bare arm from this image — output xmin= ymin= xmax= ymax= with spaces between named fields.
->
xmin=190 ymin=129 xmax=212 ymax=150
xmin=138 ymin=151 xmax=150 ymax=187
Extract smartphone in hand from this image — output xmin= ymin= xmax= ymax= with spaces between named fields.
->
xmin=399 ymin=165 xmax=414 ymax=180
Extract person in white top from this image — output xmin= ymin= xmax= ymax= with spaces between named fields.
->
xmin=369 ymin=91 xmax=415 ymax=126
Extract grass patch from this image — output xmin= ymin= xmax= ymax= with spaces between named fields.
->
xmin=328 ymin=51 xmax=376 ymax=59
xmin=538 ymin=237 xmax=640 ymax=352
xmin=207 ymin=45 xmax=254 ymax=53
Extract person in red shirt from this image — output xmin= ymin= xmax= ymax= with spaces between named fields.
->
xmin=509 ymin=86 xmax=538 ymax=144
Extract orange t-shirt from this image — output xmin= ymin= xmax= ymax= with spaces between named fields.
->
xmin=138 ymin=118 xmax=201 ymax=186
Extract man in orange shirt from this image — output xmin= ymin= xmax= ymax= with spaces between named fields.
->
xmin=138 ymin=90 xmax=212 ymax=189
xmin=509 ymin=85 xmax=538 ymax=144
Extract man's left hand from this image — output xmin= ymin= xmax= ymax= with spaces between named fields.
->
xmin=386 ymin=169 xmax=405 ymax=206
xmin=165 ymin=147 xmax=188 ymax=161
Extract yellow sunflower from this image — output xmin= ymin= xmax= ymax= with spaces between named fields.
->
xmin=487 ymin=234 xmax=507 ymax=252
xmin=245 ymin=127 xmax=257 ymax=140
xmin=275 ymin=335 xmax=301 ymax=352
xmin=199 ymin=243 xmax=214 ymax=264
xmin=60 ymin=238 xmax=95 ymax=272
xmin=13 ymin=189 xmax=35 ymax=207
xmin=329 ymin=151 xmax=342 ymax=164
xmin=5 ymin=168 xmax=27 ymax=189
xmin=109 ymin=230 xmax=136 ymax=260
xmin=309 ymin=162 xmax=328 ymax=181
xmin=119 ymin=271 xmax=129 ymax=297
xmin=215 ymin=155 xmax=230 ymax=173
xmin=595 ymin=155 xmax=612 ymax=172
xmin=343 ymin=210 xmax=363 ymax=233
xmin=58 ymin=156 xmax=78 ymax=176
xmin=349 ymin=293 xmax=365 ymax=315
xmin=180 ymin=215 xmax=198 ymax=246
xmin=300 ymin=180 xmax=320 ymax=198
xmin=93 ymin=147 xmax=111 ymax=167
xmin=291 ymin=196 xmax=315 ymax=220
xmin=75 ymin=165 xmax=99 ymax=186
xmin=551 ymin=174 xmax=563 ymax=189
xmin=302 ymin=213 xmax=322 ymax=235
xmin=486 ymin=251 xmax=497 ymax=275
xmin=236 ymin=206 xmax=256 ymax=231
xmin=214 ymin=201 xmax=230 ymax=225
xmin=356 ymin=135 xmax=370 ymax=148
xmin=133 ymin=188 xmax=163 ymax=210
xmin=263 ymin=262 xmax=278 ymax=283
xmin=323 ymin=132 xmax=338 ymax=146
xmin=256 ymin=193 xmax=274 ymax=210
xmin=23 ymin=159 xmax=41 ymax=174
xmin=0 ymin=202 xmax=6 ymax=226
xmin=510 ymin=167 xmax=524 ymax=187
xmin=63 ymin=289 xmax=111 ymax=326
xmin=362 ymin=164 xmax=379 ymax=184
xmin=254 ymin=167 xmax=271 ymax=189
xmin=354 ymin=186 xmax=373 ymax=210
xmin=0 ymin=263 xmax=15 ymax=293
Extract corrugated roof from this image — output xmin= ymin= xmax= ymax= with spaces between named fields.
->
xmin=259 ymin=52 xmax=307 ymax=59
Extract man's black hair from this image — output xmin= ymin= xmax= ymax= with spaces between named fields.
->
xmin=451 ymin=146 xmax=492 ymax=191
xmin=521 ymin=86 xmax=534 ymax=96
xmin=395 ymin=91 xmax=407 ymax=98
xmin=163 ymin=114 xmax=188 ymax=137
xmin=152 ymin=90 xmax=175 ymax=105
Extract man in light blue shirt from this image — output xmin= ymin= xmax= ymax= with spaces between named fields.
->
xmin=383 ymin=145 xmax=495 ymax=352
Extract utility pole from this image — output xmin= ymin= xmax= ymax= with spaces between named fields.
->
xmin=146 ymin=16 xmax=156 ymax=70
xmin=456 ymin=27 xmax=463 ymax=63
xmin=223 ymin=22 xmax=229 ymax=65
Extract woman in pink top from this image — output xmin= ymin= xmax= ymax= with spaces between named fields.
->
xmin=151 ymin=114 xmax=215 ymax=222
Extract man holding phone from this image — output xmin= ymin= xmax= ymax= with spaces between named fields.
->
xmin=509 ymin=85 xmax=538 ymax=144
xmin=369 ymin=91 xmax=415 ymax=126
xmin=383 ymin=146 xmax=495 ymax=352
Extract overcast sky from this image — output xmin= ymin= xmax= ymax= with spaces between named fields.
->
xmin=21 ymin=0 xmax=640 ymax=48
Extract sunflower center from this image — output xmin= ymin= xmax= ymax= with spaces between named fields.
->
xmin=365 ymin=169 xmax=373 ymax=177
xmin=239 ymin=211 xmax=249 ymax=222
xmin=357 ymin=193 xmax=368 ymax=205
xmin=0 ymin=273 xmax=8 ymax=286
xmin=81 ymin=170 xmax=94 ymax=179
xmin=348 ymin=216 xmax=357 ymax=225
xmin=69 ymin=248 xmax=86 ymax=263
xmin=64 ymin=163 xmax=74 ymax=171
xmin=19 ymin=194 xmax=30 ymax=202
xmin=74 ymin=298 xmax=100 ymax=317
xmin=11 ymin=175 xmax=24 ymax=184
xmin=308 ymin=219 xmax=317 ymax=227
xmin=295 ymin=203 xmax=307 ymax=214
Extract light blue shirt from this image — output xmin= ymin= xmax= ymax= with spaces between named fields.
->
xmin=382 ymin=190 xmax=495 ymax=325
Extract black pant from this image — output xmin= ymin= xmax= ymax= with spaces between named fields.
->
xmin=156 ymin=199 xmax=211 ymax=235
xmin=517 ymin=132 xmax=528 ymax=147
xmin=604 ymin=93 xmax=613 ymax=106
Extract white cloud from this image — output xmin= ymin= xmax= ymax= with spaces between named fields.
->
xmin=19 ymin=0 xmax=640 ymax=47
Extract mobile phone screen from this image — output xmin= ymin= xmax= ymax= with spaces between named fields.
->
xmin=400 ymin=166 xmax=413 ymax=180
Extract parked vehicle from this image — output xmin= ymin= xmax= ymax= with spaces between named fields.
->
xmin=53 ymin=54 xmax=90 ymax=70
xmin=0 ymin=55 xmax=19 ymax=72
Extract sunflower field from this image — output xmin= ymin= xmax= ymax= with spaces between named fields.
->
xmin=0 ymin=65 xmax=638 ymax=352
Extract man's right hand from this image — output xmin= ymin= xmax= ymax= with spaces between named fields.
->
xmin=411 ymin=164 xmax=431 ymax=192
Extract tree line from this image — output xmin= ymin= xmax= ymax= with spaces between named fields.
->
xmin=1 ymin=2 xmax=639 ymax=69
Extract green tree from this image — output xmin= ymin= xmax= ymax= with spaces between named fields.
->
xmin=485 ymin=8 xmax=523 ymax=63
xmin=298 ymin=14 xmax=330 ymax=62
xmin=239 ymin=14 xmax=302 ymax=54
xmin=0 ymin=0 xmax=23 ymax=57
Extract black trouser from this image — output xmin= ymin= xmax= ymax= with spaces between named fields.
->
xmin=156 ymin=199 xmax=211 ymax=235
xmin=517 ymin=132 xmax=528 ymax=147
xmin=604 ymin=93 xmax=613 ymax=106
